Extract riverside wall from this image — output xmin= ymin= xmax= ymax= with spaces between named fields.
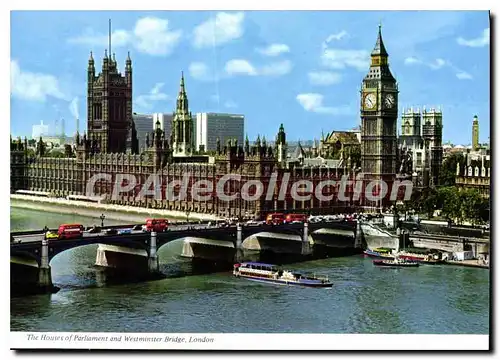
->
xmin=10 ymin=195 xmax=222 ymax=223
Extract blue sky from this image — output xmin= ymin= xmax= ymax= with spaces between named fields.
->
xmin=10 ymin=10 xmax=490 ymax=145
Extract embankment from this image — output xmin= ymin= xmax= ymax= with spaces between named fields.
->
xmin=10 ymin=195 xmax=221 ymax=223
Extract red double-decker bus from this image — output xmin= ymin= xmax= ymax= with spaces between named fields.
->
xmin=285 ymin=213 xmax=307 ymax=224
xmin=58 ymin=224 xmax=84 ymax=240
xmin=265 ymin=213 xmax=285 ymax=225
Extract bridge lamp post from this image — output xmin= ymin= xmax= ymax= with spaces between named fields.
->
xmin=100 ymin=214 xmax=105 ymax=227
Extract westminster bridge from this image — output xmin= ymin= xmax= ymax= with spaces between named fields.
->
xmin=11 ymin=220 xmax=489 ymax=295
xmin=10 ymin=221 xmax=360 ymax=295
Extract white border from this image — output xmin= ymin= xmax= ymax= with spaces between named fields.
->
xmin=10 ymin=332 xmax=490 ymax=350
xmin=4 ymin=0 xmax=495 ymax=356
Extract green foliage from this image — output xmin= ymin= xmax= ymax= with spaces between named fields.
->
xmin=410 ymin=185 xmax=489 ymax=224
xmin=26 ymin=148 xmax=35 ymax=158
xmin=36 ymin=138 xmax=46 ymax=157
xmin=439 ymin=153 xmax=466 ymax=186
xmin=350 ymin=146 xmax=361 ymax=168
xmin=421 ymin=187 xmax=439 ymax=218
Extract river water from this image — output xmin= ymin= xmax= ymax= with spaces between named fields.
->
xmin=10 ymin=207 xmax=490 ymax=334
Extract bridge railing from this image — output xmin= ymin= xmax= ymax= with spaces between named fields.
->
xmin=410 ymin=233 xmax=489 ymax=243
xmin=11 ymin=224 xmax=143 ymax=237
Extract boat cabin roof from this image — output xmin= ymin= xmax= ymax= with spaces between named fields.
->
xmin=241 ymin=262 xmax=277 ymax=268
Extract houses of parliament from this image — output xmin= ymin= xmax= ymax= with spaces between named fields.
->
xmin=10 ymin=26 xmax=416 ymax=219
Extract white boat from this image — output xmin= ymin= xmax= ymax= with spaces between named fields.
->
xmin=233 ymin=262 xmax=332 ymax=288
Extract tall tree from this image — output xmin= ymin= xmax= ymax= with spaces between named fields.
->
xmin=439 ymin=153 xmax=466 ymax=186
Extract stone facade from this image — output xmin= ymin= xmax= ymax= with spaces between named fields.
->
xmin=10 ymin=26 xmax=411 ymax=219
xmin=359 ymin=25 xmax=398 ymax=209
xmin=455 ymin=163 xmax=490 ymax=199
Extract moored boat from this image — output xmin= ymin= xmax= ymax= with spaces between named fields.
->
xmin=363 ymin=248 xmax=395 ymax=259
xmin=398 ymin=250 xmax=444 ymax=264
xmin=233 ymin=262 xmax=333 ymax=288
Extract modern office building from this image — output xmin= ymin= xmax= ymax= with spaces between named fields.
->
xmin=195 ymin=112 xmax=244 ymax=152
xmin=153 ymin=113 xmax=173 ymax=138
xmin=133 ymin=113 xmax=154 ymax=151
xmin=32 ymin=121 xmax=49 ymax=140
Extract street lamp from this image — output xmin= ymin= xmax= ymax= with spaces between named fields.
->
xmin=100 ymin=214 xmax=105 ymax=227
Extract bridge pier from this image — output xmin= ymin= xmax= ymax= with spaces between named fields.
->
xmin=37 ymin=239 xmax=53 ymax=292
xmin=234 ymin=223 xmax=243 ymax=263
xmin=148 ymin=231 xmax=160 ymax=274
xmin=354 ymin=221 xmax=363 ymax=248
xmin=301 ymin=222 xmax=312 ymax=255
xmin=236 ymin=223 xmax=243 ymax=249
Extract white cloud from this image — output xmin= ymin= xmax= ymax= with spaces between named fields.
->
xmin=456 ymin=71 xmax=473 ymax=80
xmin=134 ymin=83 xmax=169 ymax=110
xmin=296 ymin=93 xmax=350 ymax=115
xmin=68 ymin=29 xmax=131 ymax=47
xmin=10 ymin=60 xmax=67 ymax=102
xmin=133 ymin=17 xmax=182 ymax=56
xmin=321 ymin=49 xmax=370 ymax=71
xmin=457 ymin=28 xmax=490 ymax=47
xmin=308 ymin=71 xmax=342 ymax=86
xmin=225 ymin=59 xmax=292 ymax=77
xmin=68 ymin=17 xmax=182 ymax=56
xmin=256 ymin=44 xmax=290 ymax=57
xmin=325 ymin=31 xmax=348 ymax=43
xmin=189 ymin=62 xmax=213 ymax=81
xmin=225 ymin=59 xmax=257 ymax=76
xmin=69 ymin=97 xmax=79 ymax=119
xmin=429 ymin=58 xmax=447 ymax=70
xmin=192 ymin=12 xmax=244 ymax=48
xmin=404 ymin=56 xmax=473 ymax=80
xmin=404 ymin=56 xmax=446 ymax=69
xmin=404 ymin=57 xmax=421 ymax=65
xmin=260 ymin=60 xmax=292 ymax=76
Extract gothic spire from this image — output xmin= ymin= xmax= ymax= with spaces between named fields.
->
xmin=176 ymin=71 xmax=189 ymax=113
xmin=371 ymin=23 xmax=388 ymax=57
xmin=125 ymin=51 xmax=132 ymax=73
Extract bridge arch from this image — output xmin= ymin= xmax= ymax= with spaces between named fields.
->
xmin=11 ymin=250 xmax=41 ymax=267
xmin=47 ymin=238 xmax=150 ymax=264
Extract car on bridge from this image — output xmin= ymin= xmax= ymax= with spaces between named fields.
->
xmin=44 ymin=231 xmax=59 ymax=240
xmin=118 ymin=229 xmax=132 ymax=235
xmin=245 ymin=220 xmax=263 ymax=226
xmin=88 ymin=226 xmax=102 ymax=233
xmin=105 ymin=228 xmax=118 ymax=235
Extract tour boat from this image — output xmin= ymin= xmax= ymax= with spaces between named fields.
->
xmin=398 ymin=251 xmax=443 ymax=264
xmin=363 ymin=248 xmax=395 ymax=259
xmin=233 ymin=262 xmax=333 ymax=288
xmin=373 ymin=258 xmax=419 ymax=268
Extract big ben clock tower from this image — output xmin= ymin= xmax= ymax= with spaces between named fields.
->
xmin=360 ymin=25 xmax=398 ymax=208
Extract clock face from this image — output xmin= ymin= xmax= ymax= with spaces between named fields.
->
xmin=364 ymin=93 xmax=376 ymax=110
xmin=384 ymin=94 xmax=395 ymax=109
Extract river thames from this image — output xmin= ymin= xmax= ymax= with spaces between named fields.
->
xmin=10 ymin=207 xmax=490 ymax=334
